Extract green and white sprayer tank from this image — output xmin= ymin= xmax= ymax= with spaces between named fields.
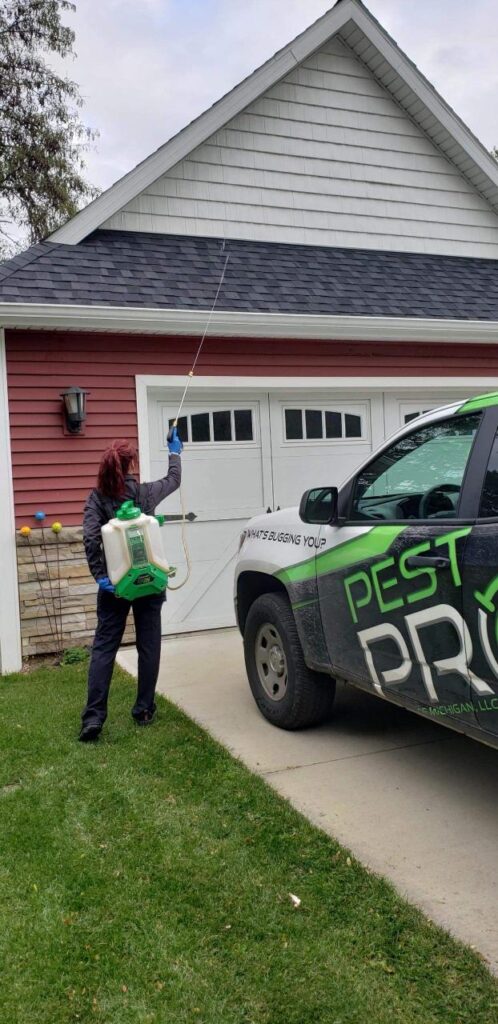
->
xmin=102 ymin=500 xmax=171 ymax=600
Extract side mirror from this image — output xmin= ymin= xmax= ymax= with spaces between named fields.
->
xmin=299 ymin=486 xmax=339 ymax=525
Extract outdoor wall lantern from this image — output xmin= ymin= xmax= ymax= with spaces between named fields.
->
xmin=60 ymin=386 xmax=89 ymax=435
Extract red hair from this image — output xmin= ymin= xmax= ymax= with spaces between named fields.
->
xmin=97 ymin=440 xmax=137 ymax=499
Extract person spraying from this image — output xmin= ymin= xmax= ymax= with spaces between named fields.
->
xmin=79 ymin=429 xmax=183 ymax=742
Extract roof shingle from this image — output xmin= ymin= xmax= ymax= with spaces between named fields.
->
xmin=1 ymin=229 xmax=498 ymax=320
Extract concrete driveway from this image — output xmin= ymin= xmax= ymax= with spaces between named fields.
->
xmin=117 ymin=628 xmax=498 ymax=972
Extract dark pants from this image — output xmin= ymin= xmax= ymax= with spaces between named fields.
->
xmin=81 ymin=589 xmax=165 ymax=727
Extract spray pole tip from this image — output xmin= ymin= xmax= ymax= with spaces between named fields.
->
xmin=34 ymin=510 xmax=46 ymax=522
xmin=20 ymin=525 xmax=31 ymax=538
xmin=51 ymin=521 xmax=62 ymax=534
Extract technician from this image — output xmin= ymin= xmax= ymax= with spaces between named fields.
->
xmin=79 ymin=429 xmax=183 ymax=742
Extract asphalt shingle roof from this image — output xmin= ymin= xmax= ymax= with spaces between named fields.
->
xmin=1 ymin=229 xmax=498 ymax=320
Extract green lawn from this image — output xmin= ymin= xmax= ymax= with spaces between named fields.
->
xmin=0 ymin=665 xmax=496 ymax=1024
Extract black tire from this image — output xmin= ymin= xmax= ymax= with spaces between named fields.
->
xmin=243 ymin=592 xmax=336 ymax=730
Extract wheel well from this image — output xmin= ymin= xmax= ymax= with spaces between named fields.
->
xmin=236 ymin=571 xmax=288 ymax=633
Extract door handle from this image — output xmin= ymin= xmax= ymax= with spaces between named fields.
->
xmin=160 ymin=512 xmax=197 ymax=522
xmin=405 ymin=555 xmax=450 ymax=569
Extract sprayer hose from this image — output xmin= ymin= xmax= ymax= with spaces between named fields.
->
xmin=167 ymin=484 xmax=192 ymax=591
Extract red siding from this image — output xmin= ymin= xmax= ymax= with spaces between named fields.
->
xmin=6 ymin=329 xmax=498 ymax=526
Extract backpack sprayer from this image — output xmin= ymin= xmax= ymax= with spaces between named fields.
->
xmin=102 ymin=245 xmax=230 ymax=600
xmin=102 ymin=500 xmax=170 ymax=599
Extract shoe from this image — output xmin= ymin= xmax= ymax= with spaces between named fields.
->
xmin=133 ymin=708 xmax=156 ymax=726
xmin=79 ymin=723 xmax=102 ymax=742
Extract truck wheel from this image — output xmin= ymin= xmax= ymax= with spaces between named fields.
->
xmin=243 ymin=592 xmax=336 ymax=730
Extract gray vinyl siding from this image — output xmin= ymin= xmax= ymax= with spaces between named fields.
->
xmin=102 ymin=36 xmax=498 ymax=256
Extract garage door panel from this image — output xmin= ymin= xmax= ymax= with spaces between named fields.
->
xmin=271 ymin=446 xmax=372 ymax=507
xmin=150 ymin=455 xmax=265 ymax=519
xmin=164 ymin=526 xmax=241 ymax=627
xmin=269 ymin=395 xmax=374 ymax=510
xmin=182 ymin=455 xmax=264 ymax=517
xmin=160 ymin=521 xmax=243 ymax=631
xmin=149 ymin=395 xmax=270 ymax=635
xmin=161 ymin=519 xmax=247 ymax=567
xmin=164 ymin=567 xmax=239 ymax=632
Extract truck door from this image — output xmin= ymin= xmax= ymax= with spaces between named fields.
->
xmin=462 ymin=408 xmax=498 ymax=739
xmin=317 ymin=410 xmax=484 ymax=719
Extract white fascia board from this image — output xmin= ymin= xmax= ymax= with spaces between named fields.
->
xmin=350 ymin=4 xmax=498 ymax=196
xmin=1 ymin=302 xmax=498 ymax=344
xmin=0 ymin=329 xmax=22 ymax=674
xmin=49 ymin=1 xmax=356 ymax=245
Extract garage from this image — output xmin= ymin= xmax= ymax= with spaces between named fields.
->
xmin=145 ymin=383 xmax=470 ymax=634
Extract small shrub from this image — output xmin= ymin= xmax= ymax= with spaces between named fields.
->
xmin=61 ymin=646 xmax=90 ymax=665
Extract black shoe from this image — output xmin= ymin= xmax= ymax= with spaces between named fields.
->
xmin=79 ymin=723 xmax=102 ymax=742
xmin=133 ymin=708 xmax=156 ymax=726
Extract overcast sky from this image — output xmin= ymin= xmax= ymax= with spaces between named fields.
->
xmin=64 ymin=0 xmax=498 ymax=194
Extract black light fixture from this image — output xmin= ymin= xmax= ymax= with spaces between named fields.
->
xmin=60 ymin=386 xmax=89 ymax=435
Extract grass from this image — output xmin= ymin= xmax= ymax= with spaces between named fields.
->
xmin=0 ymin=665 xmax=497 ymax=1024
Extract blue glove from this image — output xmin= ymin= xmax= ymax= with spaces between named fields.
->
xmin=97 ymin=576 xmax=115 ymax=593
xmin=168 ymin=426 xmax=183 ymax=455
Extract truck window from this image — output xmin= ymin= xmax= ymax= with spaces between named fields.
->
xmin=480 ymin=432 xmax=498 ymax=518
xmin=350 ymin=413 xmax=480 ymax=521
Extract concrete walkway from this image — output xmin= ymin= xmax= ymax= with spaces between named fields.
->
xmin=117 ymin=628 xmax=498 ymax=972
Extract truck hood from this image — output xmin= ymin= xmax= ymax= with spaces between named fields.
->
xmin=245 ymin=507 xmax=301 ymax=531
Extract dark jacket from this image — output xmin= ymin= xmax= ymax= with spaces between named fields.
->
xmin=83 ymin=454 xmax=181 ymax=581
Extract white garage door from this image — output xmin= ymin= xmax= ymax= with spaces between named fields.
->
xmin=147 ymin=386 xmax=470 ymax=634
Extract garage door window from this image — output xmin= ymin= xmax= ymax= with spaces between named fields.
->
xmin=284 ymin=408 xmax=363 ymax=441
xmin=169 ymin=408 xmax=254 ymax=444
xmin=404 ymin=409 xmax=431 ymax=424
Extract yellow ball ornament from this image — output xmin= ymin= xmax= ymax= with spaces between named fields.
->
xmin=51 ymin=521 xmax=62 ymax=534
xmin=20 ymin=525 xmax=31 ymax=538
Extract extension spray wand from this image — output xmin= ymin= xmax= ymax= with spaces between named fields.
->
xmin=102 ymin=248 xmax=230 ymax=599
xmin=163 ymin=247 xmax=230 ymax=592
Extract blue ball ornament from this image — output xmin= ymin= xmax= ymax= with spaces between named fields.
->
xmin=34 ymin=510 xmax=46 ymax=521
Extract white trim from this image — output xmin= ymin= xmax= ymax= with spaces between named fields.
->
xmin=2 ymin=302 xmax=498 ymax=343
xmin=48 ymin=0 xmax=498 ymax=245
xmin=136 ymin=375 xmax=152 ymax=481
xmin=0 ymin=329 xmax=22 ymax=674
xmin=137 ymin=374 xmax=498 ymax=391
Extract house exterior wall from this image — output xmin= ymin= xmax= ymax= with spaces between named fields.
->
xmin=102 ymin=36 xmax=498 ymax=258
xmin=7 ymin=327 xmax=498 ymax=527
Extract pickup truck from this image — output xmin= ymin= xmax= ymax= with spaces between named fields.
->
xmin=234 ymin=391 xmax=498 ymax=749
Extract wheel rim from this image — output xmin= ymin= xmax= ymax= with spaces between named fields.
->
xmin=254 ymin=622 xmax=288 ymax=702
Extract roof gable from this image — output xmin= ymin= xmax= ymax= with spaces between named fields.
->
xmin=99 ymin=34 xmax=498 ymax=257
xmin=50 ymin=0 xmax=498 ymax=255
